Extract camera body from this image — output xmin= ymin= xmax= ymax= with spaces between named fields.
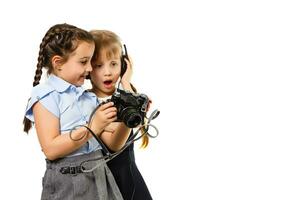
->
xmin=107 ymin=89 xmax=149 ymax=128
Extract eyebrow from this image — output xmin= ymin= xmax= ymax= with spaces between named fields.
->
xmin=79 ymin=56 xmax=91 ymax=60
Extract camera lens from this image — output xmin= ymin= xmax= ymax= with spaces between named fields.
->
xmin=126 ymin=114 xmax=142 ymax=128
xmin=120 ymin=107 xmax=142 ymax=128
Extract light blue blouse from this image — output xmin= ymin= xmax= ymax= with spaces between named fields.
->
xmin=25 ymin=74 xmax=100 ymax=157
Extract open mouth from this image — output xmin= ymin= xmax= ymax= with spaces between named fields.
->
xmin=104 ymin=80 xmax=112 ymax=85
xmin=103 ymin=80 xmax=113 ymax=88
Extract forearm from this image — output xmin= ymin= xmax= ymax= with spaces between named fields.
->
xmin=42 ymin=126 xmax=92 ymax=160
xmin=33 ymin=101 xmax=109 ymax=160
xmin=101 ymin=123 xmax=131 ymax=152
xmin=121 ymin=81 xmax=134 ymax=93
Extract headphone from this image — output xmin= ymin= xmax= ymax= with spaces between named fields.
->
xmin=120 ymin=44 xmax=129 ymax=77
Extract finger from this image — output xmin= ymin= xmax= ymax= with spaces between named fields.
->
xmin=104 ymin=107 xmax=117 ymax=114
xmin=107 ymin=116 xmax=117 ymax=123
xmin=126 ymin=56 xmax=133 ymax=68
xmin=125 ymin=59 xmax=131 ymax=71
xmin=147 ymin=103 xmax=151 ymax=112
xmin=99 ymin=102 xmax=114 ymax=111
xmin=106 ymin=111 xmax=117 ymax=119
xmin=128 ymin=55 xmax=133 ymax=66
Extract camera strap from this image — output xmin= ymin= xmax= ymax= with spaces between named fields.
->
xmin=72 ymin=109 xmax=160 ymax=173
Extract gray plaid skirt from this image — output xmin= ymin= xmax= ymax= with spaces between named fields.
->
xmin=41 ymin=150 xmax=123 ymax=200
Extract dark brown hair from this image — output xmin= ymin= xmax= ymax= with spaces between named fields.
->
xmin=23 ymin=23 xmax=94 ymax=133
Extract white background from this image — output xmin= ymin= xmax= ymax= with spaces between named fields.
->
xmin=0 ymin=0 xmax=300 ymax=199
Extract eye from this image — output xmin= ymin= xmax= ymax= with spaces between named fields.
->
xmin=95 ymin=64 xmax=103 ymax=68
xmin=80 ymin=60 xmax=88 ymax=65
xmin=111 ymin=61 xmax=118 ymax=67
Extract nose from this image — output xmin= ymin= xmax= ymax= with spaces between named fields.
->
xmin=103 ymin=66 xmax=112 ymax=76
xmin=86 ymin=62 xmax=92 ymax=72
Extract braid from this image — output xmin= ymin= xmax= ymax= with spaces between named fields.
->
xmin=32 ymin=53 xmax=44 ymax=86
xmin=32 ymin=25 xmax=66 ymax=86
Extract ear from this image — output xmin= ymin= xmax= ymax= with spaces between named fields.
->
xmin=52 ymin=55 xmax=64 ymax=71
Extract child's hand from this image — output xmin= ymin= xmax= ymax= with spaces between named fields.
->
xmin=90 ymin=102 xmax=117 ymax=135
xmin=121 ymin=56 xmax=133 ymax=86
xmin=147 ymin=98 xmax=152 ymax=112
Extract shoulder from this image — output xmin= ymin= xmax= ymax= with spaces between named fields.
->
xmin=31 ymin=83 xmax=56 ymax=99
xmin=30 ymin=82 xmax=63 ymax=105
xmin=25 ymin=82 xmax=60 ymax=121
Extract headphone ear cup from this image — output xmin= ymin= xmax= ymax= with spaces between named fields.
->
xmin=120 ymin=44 xmax=128 ymax=77
xmin=120 ymin=55 xmax=127 ymax=76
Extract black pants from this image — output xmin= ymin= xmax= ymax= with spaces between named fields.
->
xmin=106 ymin=144 xmax=152 ymax=200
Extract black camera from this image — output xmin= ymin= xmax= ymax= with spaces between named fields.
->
xmin=108 ymin=89 xmax=149 ymax=128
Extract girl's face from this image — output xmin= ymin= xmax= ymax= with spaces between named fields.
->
xmin=55 ymin=41 xmax=95 ymax=86
xmin=90 ymin=49 xmax=121 ymax=97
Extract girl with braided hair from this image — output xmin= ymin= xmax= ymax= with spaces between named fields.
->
xmin=88 ymin=29 xmax=153 ymax=200
xmin=23 ymin=23 xmax=123 ymax=200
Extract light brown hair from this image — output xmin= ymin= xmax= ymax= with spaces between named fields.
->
xmin=90 ymin=30 xmax=149 ymax=148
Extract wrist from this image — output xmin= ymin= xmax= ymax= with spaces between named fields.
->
xmin=121 ymin=81 xmax=133 ymax=91
xmin=90 ymin=122 xmax=106 ymax=135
